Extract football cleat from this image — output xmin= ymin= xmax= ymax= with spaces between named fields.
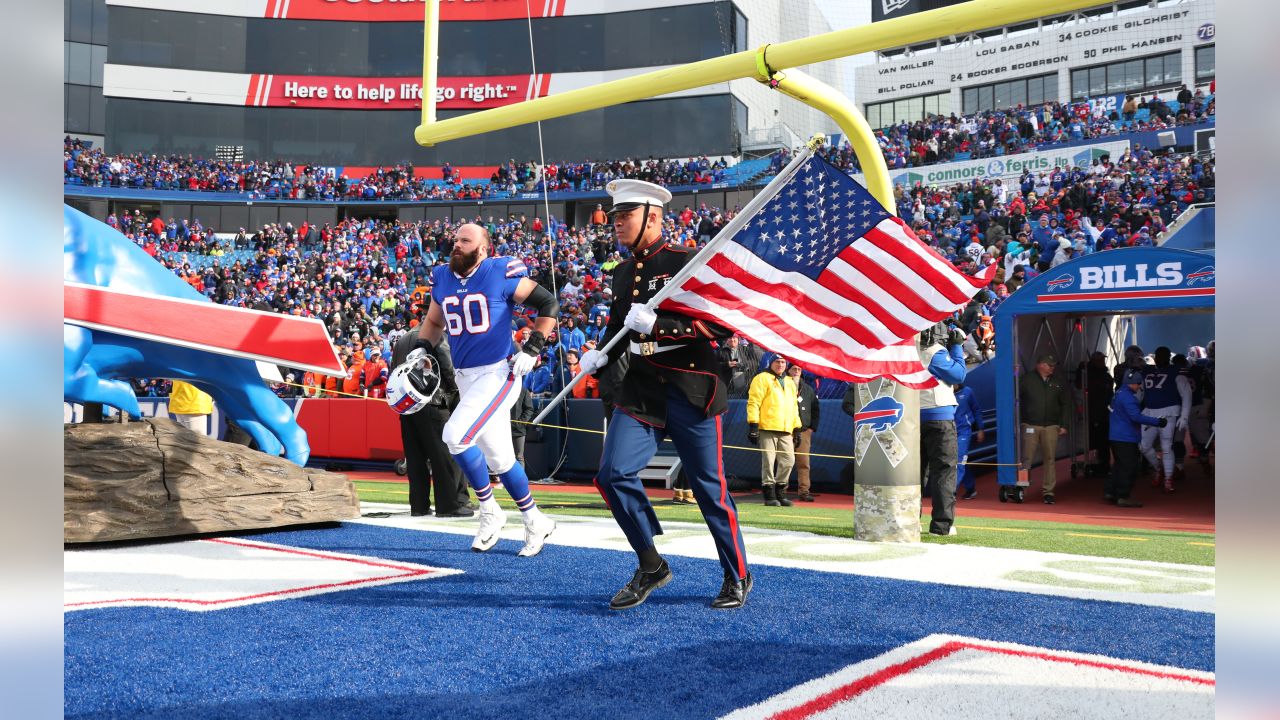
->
xmin=517 ymin=514 xmax=557 ymax=557
xmin=471 ymin=505 xmax=508 ymax=552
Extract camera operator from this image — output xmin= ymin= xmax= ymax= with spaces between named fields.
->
xmin=918 ymin=320 xmax=968 ymax=536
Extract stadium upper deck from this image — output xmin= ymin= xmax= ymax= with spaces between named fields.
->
xmin=73 ymin=0 xmax=843 ymax=166
xmin=855 ymin=0 xmax=1214 ymax=130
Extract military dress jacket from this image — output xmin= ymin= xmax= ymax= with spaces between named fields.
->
xmin=600 ymin=237 xmax=732 ymax=427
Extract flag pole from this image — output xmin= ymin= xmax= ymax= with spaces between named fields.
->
xmin=530 ymin=137 xmax=823 ymax=426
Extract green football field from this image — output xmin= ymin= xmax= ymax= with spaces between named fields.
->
xmin=354 ymin=481 xmax=1215 ymax=567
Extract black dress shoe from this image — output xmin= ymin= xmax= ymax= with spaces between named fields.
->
xmin=711 ymin=569 xmax=753 ymax=609
xmin=609 ymin=561 xmax=673 ymax=610
xmin=410 ymin=508 xmax=431 ymax=517
xmin=435 ymin=507 xmax=475 ymax=518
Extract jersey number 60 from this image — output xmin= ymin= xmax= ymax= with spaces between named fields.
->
xmin=442 ymin=294 xmax=491 ymax=335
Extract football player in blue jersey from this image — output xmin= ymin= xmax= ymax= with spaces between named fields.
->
xmin=408 ymin=223 xmax=560 ymax=556
xmin=1139 ymin=346 xmax=1192 ymax=492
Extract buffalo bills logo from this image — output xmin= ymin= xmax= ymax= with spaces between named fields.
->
xmin=1046 ymin=274 xmax=1075 ymax=292
xmin=1186 ymin=266 xmax=1215 ymax=286
xmin=391 ymin=392 xmax=418 ymax=414
xmin=854 ymin=396 xmax=904 ymax=432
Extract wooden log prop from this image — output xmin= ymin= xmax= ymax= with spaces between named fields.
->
xmin=65 ymin=418 xmax=359 ymax=544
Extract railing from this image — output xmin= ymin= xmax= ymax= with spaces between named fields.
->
xmin=1158 ymin=202 xmax=1216 ymax=246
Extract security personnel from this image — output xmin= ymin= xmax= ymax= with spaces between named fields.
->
xmin=788 ymin=363 xmax=820 ymax=502
xmin=1019 ymin=353 xmax=1071 ymax=504
xmin=953 ymin=382 xmax=984 ymax=500
xmin=579 ymin=179 xmax=751 ymax=611
xmin=747 ymin=355 xmax=801 ymax=507
xmin=392 ymin=331 xmax=472 ymax=518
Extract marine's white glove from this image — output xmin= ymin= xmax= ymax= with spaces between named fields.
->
xmin=1174 ymin=417 xmax=1187 ymax=434
xmin=509 ymin=352 xmax=537 ymax=378
xmin=406 ymin=347 xmax=428 ymax=367
xmin=578 ymin=349 xmax=606 ymax=375
xmin=623 ymin=304 xmax=657 ymax=335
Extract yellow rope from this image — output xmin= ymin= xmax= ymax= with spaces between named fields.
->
xmin=272 ymin=379 xmax=1021 ymax=465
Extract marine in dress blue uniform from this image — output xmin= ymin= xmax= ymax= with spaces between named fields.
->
xmin=578 ymin=180 xmax=751 ymax=610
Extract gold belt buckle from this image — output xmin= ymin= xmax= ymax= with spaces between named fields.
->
xmin=639 ymin=342 xmax=656 ymax=356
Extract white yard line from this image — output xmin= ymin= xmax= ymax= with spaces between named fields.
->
xmin=354 ymin=502 xmax=1215 ymax=613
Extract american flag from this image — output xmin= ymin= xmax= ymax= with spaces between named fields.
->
xmin=659 ymin=152 xmax=995 ymax=388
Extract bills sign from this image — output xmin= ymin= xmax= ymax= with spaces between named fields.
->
xmin=1037 ymin=251 xmax=1215 ymax=305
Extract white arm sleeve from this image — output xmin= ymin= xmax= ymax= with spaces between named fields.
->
xmin=1176 ymin=374 xmax=1193 ymax=419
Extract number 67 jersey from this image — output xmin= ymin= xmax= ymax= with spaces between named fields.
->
xmin=430 ymin=256 xmax=528 ymax=370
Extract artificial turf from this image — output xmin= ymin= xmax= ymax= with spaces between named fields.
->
xmin=64 ymin=522 xmax=1216 ymax=720
xmin=353 ymin=481 xmax=1215 ymax=567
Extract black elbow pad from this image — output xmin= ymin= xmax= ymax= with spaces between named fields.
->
xmin=524 ymin=283 xmax=559 ymax=318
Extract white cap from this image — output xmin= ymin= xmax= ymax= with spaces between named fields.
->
xmin=606 ymin=179 xmax=671 ymax=214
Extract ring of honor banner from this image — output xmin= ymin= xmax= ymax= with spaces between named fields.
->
xmin=852 ymin=378 xmax=921 ymax=543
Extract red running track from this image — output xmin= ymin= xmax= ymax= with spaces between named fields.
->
xmin=346 ymin=456 xmax=1214 ymax=535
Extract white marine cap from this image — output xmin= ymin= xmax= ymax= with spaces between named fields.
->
xmin=606 ymin=179 xmax=671 ymax=214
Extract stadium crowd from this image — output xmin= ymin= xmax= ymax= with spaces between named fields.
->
xmin=80 ymin=74 xmax=1214 ymax=400
xmin=112 ymin=134 xmax=1211 ymax=404
xmin=63 ymin=137 xmax=730 ymax=201
xmin=774 ymin=89 xmax=1214 ymax=174
xmin=66 ymin=88 xmax=1213 ymax=201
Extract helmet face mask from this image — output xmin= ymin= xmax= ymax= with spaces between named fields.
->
xmin=386 ymin=357 xmax=440 ymax=415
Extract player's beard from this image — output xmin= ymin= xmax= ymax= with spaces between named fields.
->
xmin=450 ymin=246 xmax=481 ymax=275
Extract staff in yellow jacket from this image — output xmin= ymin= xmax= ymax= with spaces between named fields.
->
xmin=746 ymin=356 xmax=802 ymax=507
xmin=169 ymin=380 xmax=214 ymax=436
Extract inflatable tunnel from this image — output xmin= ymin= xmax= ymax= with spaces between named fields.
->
xmin=991 ymin=246 xmax=1215 ymax=490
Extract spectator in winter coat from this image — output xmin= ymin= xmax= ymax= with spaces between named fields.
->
xmin=1107 ymin=370 xmax=1166 ymax=507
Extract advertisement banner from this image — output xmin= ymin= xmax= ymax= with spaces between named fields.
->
xmin=246 ymin=73 xmax=547 ymax=110
xmin=105 ymin=64 xmax=705 ymax=111
xmin=270 ymin=0 xmax=558 ymax=22
xmin=878 ymin=140 xmax=1131 ymax=188
xmin=106 ymin=0 xmax=703 ymax=22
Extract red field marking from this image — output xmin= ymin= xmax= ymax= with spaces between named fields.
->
xmin=64 ymin=538 xmax=438 ymax=610
xmin=767 ymin=639 xmax=1214 ymax=720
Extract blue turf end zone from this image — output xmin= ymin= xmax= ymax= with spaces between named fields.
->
xmin=64 ymin=522 xmax=1214 ymax=720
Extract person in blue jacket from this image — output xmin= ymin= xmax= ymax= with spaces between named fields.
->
xmin=918 ymin=320 xmax=968 ymax=536
xmin=953 ymin=383 xmax=985 ymax=500
xmin=1107 ymin=369 xmax=1167 ymax=507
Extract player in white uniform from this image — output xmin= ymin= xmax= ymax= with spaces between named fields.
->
xmin=411 ymin=223 xmax=559 ymax=556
